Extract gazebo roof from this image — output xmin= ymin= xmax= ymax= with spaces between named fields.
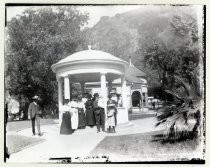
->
xmin=125 ymin=74 xmax=144 ymax=84
xmin=51 ymin=49 xmax=129 ymax=75
xmin=125 ymin=65 xmax=146 ymax=77
xmin=57 ymin=49 xmax=123 ymax=64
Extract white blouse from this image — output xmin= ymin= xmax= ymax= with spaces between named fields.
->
xmin=69 ymin=101 xmax=78 ymax=108
xmin=77 ymin=101 xmax=85 ymax=112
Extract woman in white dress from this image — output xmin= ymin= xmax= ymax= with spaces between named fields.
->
xmin=107 ymin=94 xmax=117 ymax=133
xmin=77 ymin=95 xmax=86 ymax=129
xmin=60 ymin=99 xmax=74 ymax=134
xmin=69 ymin=97 xmax=79 ymax=130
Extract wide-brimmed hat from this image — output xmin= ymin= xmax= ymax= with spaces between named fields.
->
xmin=93 ymin=93 xmax=99 ymax=97
xmin=108 ymin=94 xmax=112 ymax=99
xmin=110 ymin=90 xmax=116 ymax=94
xmin=87 ymin=94 xmax=92 ymax=99
xmin=32 ymin=95 xmax=39 ymax=100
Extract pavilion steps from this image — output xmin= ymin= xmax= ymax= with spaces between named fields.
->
xmin=131 ymin=107 xmax=149 ymax=113
xmin=128 ymin=109 xmax=156 ymax=120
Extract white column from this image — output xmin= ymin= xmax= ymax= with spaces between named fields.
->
xmin=101 ymin=72 xmax=108 ymax=128
xmin=145 ymin=92 xmax=149 ymax=107
xmin=100 ymin=72 xmax=107 ymax=110
xmin=121 ymin=75 xmax=128 ymax=122
xmin=57 ymin=77 xmax=63 ymax=125
xmin=140 ymin=92 xmax=143 ymax=111
xmin=121 ymin=76 xmax=127 ymax=108
xmin=64 ymin=75 xmax=70 ymax=100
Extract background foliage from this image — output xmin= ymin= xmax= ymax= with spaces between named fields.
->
xmin=5 ymin=5 xmax=203 ymax=115
xmin=85 ymin=6 xmax=202 ymax=100
xmin=6 ymin=6 xmax=89 ymax=111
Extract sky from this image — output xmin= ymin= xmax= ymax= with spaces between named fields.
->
xmin=6 ymin=5 xmax=141 ymax=28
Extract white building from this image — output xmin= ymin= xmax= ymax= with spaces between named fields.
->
xmin=51 ymin=47 xmax=148 ymax=125
xmin=85 ymin=58 xmax=149 ymax=112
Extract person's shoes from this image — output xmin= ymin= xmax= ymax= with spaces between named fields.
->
xmin=38 ymin=133 xmax=42 ymax=136
xmin=5 ymin=147 xmax=10 ymax=159
xmin=97 ymin=130 xmax=100 ymax=133
xmin=113 ymin=127 xmax=116 ymax=133
xmin=32 ymin=133 xmax=36 ymax=136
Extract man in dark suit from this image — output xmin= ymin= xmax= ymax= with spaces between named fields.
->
xmin=93 ymin=93 xmax=105 ymax=133
xmin=28 ymin=95 xmax=42 ymax=136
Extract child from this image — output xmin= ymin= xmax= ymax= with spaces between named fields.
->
xmin=107 ymin=94 xmax=117 ymax=133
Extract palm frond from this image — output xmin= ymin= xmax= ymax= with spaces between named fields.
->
xmin=164 ymin=111 xmax=194 ymax=139
xmin=174 ymin=75 xmax=201 ymax=100
xmin=165 ymin=89 xmax=182 ymax=101
xmin=155 ymin=119 xmax=167 ymax=127
xmin=156 ymin=74 xmax=202 ymax=141
xmin=156 ymin=106 xmax=175 ymax=121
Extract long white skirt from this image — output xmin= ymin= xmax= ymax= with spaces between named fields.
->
xmin=71 ymin=108 xmax=78 ymax=129
xmin=107 ymin=109 xmax=115 ymax=127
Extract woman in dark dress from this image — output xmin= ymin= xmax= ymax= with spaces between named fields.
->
xmin=60 ymin=99 xmax=74 ymax=135
xmin=77 ymin=95 xmax=86 ymax=129
xmin=85 ymin=94 xmax=96 ymax=127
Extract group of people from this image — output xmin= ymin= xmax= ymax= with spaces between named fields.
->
xmin=27 ymin=92 xmax=120 ymax=136
xmin=60 ymin=92 xmax=118 ymax=135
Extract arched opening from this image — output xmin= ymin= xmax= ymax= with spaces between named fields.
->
xmin=132 ymin=91 xmax=141 ymax=108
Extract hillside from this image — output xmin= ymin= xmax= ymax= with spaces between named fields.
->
xmin=87 ymin=5 xmax=198 ymax=86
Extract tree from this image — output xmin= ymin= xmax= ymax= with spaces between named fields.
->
xmin=6 ymin=6 xmax=89 ymax=111
xmin=142 ymin=13 xmax=201 ymax=89
xmin=142 ymin=14 xmax=204 ymax=141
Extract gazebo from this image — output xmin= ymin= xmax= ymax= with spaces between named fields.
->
xmin=51 ymin=47 xmax=129 ymax=125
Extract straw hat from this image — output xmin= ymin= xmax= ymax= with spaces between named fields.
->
xmin=32 ymin=95 xmax=39 ymax=100
xmin=110 ymin=90 xmax=116 ymax=94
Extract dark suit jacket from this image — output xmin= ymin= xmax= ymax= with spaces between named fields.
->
xmin=28 ymin=102 xmax=41 ymax=118
xmin=93 ymin=100 xmax=101 ymax=115
xmin=107 ymin=100 xmax=117 ymax=111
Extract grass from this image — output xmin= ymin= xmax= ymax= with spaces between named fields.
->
xmin=5 ymin=116 xmax=203 ymax=162
xmin=6 ymin=135 xmax=45 ymax=154
xmin=6 ymin=118 xmax=56 ymax=155
xmin=6 ymin=118 xmax=58 ymax=132
xmin=90 ymin=130 xmax=203 ymax=162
